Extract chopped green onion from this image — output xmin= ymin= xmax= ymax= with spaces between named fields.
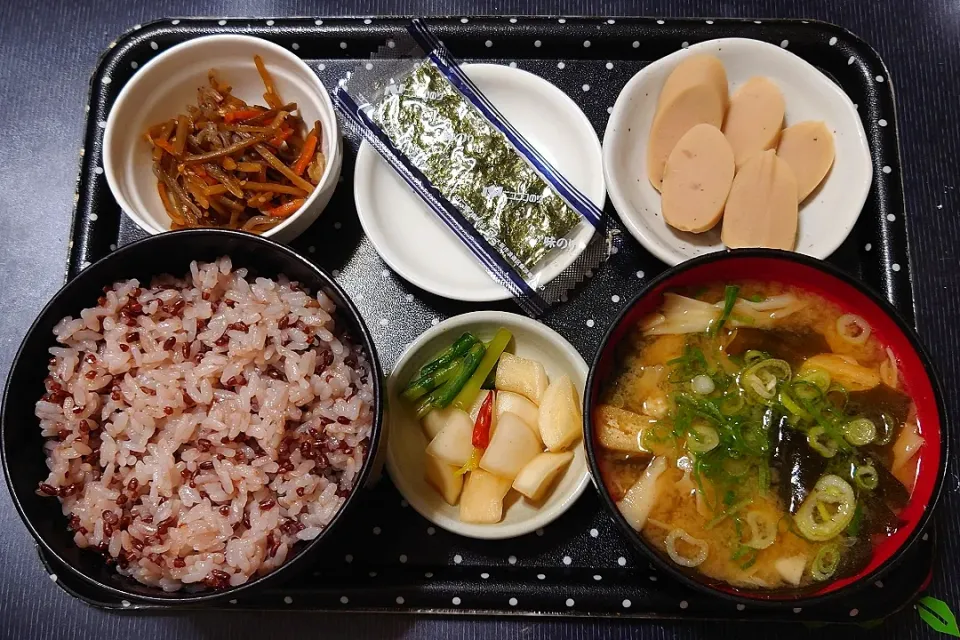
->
xmin=744 ymin=510 xmax=777 ymax=549
xmin=743 ymin=350 xmax=767 ymax=366
xmin=854 ymin=463 xmax=879 ymax=490
xmin=791 ymin=380 xmax=823 ymax=402
xmin=843 ymin=418 xmax=877 ymax=446
xmin=741 ymin=358 xmax=791 ymax=404
xmin=795 ymin=475 xmax=857 ymax=541
xmin=875 ymin=412 xmax=896 ymax=446
xmin=719 ymin=391 xmax=745 ymax=416
xmin=747 ymin=294 xmax=766 ymax=303
xmin=825 ymin=383 xmax=849 ymax=409
xmin=796 ymin=368 xmax=831 ymax=392
xmin=691 ymin=374 xmax=716 ymax=395
xmin=740 ymin=423 xmax=769 ymax=457
xmin=687 ymin=423 xmax=720 ymax=453
xmin=807 ymin=426 xmax=839 ymax=458
xmin=708 ymin=285 xmax=740 ymax=337
xmin=723 ymin=457 xmax=752 ymax=477
xmin=757 ymin=461 xmax=771 ymax=494
xmin=846 ymin=503 xmax=864 ymax=537
xmin=811 ymin=544 xmax=841 ymax=581
xmin=779 ymin=387 xmax=810 ymax=419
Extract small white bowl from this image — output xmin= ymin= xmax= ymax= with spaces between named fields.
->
xmin=103 ymin=35 xmax=342 ymax=243
xmin=603 ymin=37 xmax=872 ymax=266
xmin=354 ymin=63 xmax=605 ymax=302
xmin=385 ymin=311 xmax=590 ymax=539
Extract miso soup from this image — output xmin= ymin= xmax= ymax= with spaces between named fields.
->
xmin=593 ymin=282 xmax=924 ymax=590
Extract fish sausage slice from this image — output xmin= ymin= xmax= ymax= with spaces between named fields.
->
xmin=777 ymin=121 xmax=836 ymax=203
xmin=656 ymin=54 xmax=730 ymax=115
xmin=647 ymin=83 xmax=725 ymax=190
xmin=721 ymin=149 xmax=799 ymax=250
xmin=722 ymin=77 xmax=786 ymax=168
xmin=661 ymin=124 xmax=736 ymax=233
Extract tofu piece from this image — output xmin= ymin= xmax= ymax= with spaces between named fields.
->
xmin=647 ymin=83 xmax=725 ymax=190
xmin=479 ymin=412 xmax=543 ymax=480
xmin=721 ymin=150 xmax=799 ymax=250
xmin=775 ymin=555 xmax=807 ymax=586
xmin=594 ymin=404 xmax=656 ymax=453
xmin=657 ymin=54 xmax=729 ymax=116
xmin=495 ymin=353 xmax=549 ymax=405
xmin=459 ymin=469 xmax=512 ymax=524
xmin=776 ymin=121 xmax=835 ymax=203
xmin=661 ymin=123 xmax=736 ymax=233
xmin=512 ymin=451 xmax=575 ymax=501
xmin=424 ymin=454 xmax=464 ymax=505
xmin=616 ymin=456 xmax=667 ymax=530
xmin=538 ymin=375 xmax=583 ymax=452
xmin=425 ymin=409 xmax=475 ymax=467
xmin=722 ymin=77 xmax=786 ymax=168
xmin=495 ymin=391 xmax=541 ymax=444
xmin=800 ymin=354 xmax=880 ymax=391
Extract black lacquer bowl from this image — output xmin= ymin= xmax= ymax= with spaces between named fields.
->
xmin=583 ymin=249 xmax=948 ymax=609
xmin=1 ymin=229 xmax=384 ymax=605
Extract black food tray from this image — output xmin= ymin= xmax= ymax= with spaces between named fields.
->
xmin=52 ymin=16 xmax=930 ymax=623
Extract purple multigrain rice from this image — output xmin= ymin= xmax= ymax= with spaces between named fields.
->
xmin=35 ymin=257 xmax=373 ymax=592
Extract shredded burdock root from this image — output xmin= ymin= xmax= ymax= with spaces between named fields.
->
xmin=145 ymin=55 xmax=326 ymax=233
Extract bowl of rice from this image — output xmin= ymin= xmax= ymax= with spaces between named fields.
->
xmin=1 ymin=229 xmax=383 ymax=604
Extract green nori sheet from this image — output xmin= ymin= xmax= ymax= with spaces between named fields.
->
xmin=370 ymin=62 xmax=582 ymax=275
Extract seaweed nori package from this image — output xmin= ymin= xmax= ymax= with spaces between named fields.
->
xmin=335 ymin=19 xmax=611 ymax=316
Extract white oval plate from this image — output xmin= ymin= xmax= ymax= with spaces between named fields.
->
xmin=385 ymin=311 xmax=590 ymax=540
xmin=355 ymin=64 xmax=606 ymax=302
xmin=603 ymin=37 xmax=873 ymax=266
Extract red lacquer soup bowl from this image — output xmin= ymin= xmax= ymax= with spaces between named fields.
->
xmin=583 ymin=249 xmax=948 ymax=608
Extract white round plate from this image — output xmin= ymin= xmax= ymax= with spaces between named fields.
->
xmin=603 ymin=37 xmax=873 ymax=266
xmin=355 ymin=64 xmax=606 ymax=302
xmin=385 ymin=311 xmax=590 ymax=539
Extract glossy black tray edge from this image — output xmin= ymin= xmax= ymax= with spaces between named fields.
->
xmin=47 ymin=14 xmax=928 ymax=625
xmin=35 ymin=542 xmax=935 ymax=623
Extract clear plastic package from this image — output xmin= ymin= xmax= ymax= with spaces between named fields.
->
xmin=334 ymin=19 xmax=611 ymax=315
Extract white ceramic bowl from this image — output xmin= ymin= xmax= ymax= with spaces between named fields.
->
xmin=354 ymin=63 xmax=605 ymax=302
xmin=603 ymin=37 xmax=872 ymax=266
xmin=385 ymin=312 xmax=590 ymax=539
xmin=103 ymin=35 xmax=342 ymax=244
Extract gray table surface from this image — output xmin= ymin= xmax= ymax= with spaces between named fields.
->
xmin=1 ymin=1 xmax=958 ymax=638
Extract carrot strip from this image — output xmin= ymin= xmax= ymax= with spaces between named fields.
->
xmin=267 ymin=128 xmax=293 ymax=148
xmin=242 ymin=182 xmax=308 ymax=196
xmin=264 ymin=198 xmax=305 ymax=218
xmin=293 ymin=124 xmax=319 ymax=176
xmin=223 ymin=108 xmax=263 ymax=123
xmin=153 ymin=138 xmax=177 ymax=155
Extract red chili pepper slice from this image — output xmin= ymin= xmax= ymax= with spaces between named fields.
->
xmin=471 ymin=392 xmax=494 ymax=449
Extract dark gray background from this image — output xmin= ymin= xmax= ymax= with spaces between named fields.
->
xmin=1 ymin=1 xmax=957 ymax=638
